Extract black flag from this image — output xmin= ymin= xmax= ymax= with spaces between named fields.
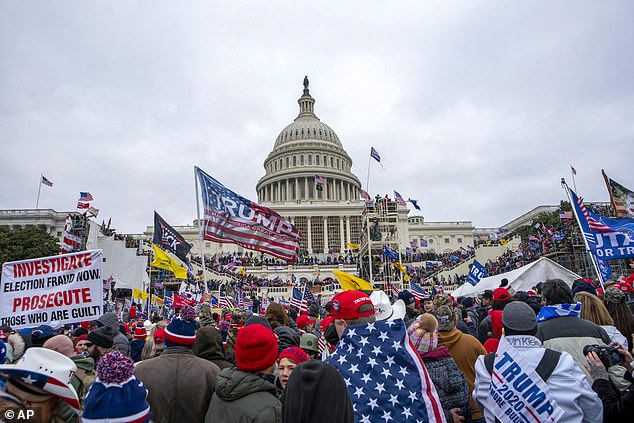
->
xmin=153 ymin=212 xmax=192 ymax=262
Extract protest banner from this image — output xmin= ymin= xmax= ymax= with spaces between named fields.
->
xmin=1 ymin=250 xmax=104 ymax=329
xmin=488 ymin=337 xmax=564 ymax=423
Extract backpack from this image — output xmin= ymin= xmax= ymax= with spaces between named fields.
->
xmin=483 ymin=349 xmax=561 ymax=423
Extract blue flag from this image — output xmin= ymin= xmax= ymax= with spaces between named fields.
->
xmin=569 ymin=187 xmax=634 ymax=260
xmin=326 ymin=320 xmax=446 ymax=422
xmin=597 ymin=259 xmax=612 ymax=282
xmin=382 ymin=246 xmax=398 ymax=260
xmin=370 ymin=147 xmax=381 ymax=162
xmin=466 ymin=260 xmax=488 ymax=286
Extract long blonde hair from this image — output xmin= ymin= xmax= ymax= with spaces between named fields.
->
xmin=574 ymin=291 xmax=613 ymax=326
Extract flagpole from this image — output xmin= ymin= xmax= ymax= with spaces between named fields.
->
xmin=194 ymin=167 xmax=209 ymax=293
xmin=365 ymin=153 xmax=372 ymax=198
xmin=36 ymin=174 xmax=43 ymax=209
xmin=601 ymin=169 xmax=618 ymax=216
xmin=561 ymin=179 xmax=604 ymax=289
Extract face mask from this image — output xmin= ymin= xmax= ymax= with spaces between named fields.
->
xmin=324 ymin=323 xmax=339 ymax=346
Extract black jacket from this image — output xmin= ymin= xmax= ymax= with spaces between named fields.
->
xmin=592 ymin=378 xmax=634 ymax=422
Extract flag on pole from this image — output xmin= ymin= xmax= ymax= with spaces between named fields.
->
xmin=370 ymin=147 xmax=381 ymax=163
xmin=153 ymin=212 xmax=192 ymax=262
xmin=219 ymin=294 xmax=235 ymax=310
xmin=360 ymin=190 xmax=372 ymax=202
xmin=333 ymin=270 xmax=374 ymax=291
xmin=466 ymin=260 xmax=488 ymax=286
xmin=77 ymin=202 xmax=89 ymax=209
xmin=195 ymin=166 xmax=301 ymax=262
xmin=602 ymin=170 xmax=634 ymax=218
xmin=290 ymin=287 xmax=305 ymax=310
xmin=568 ymin=186 xmax=634 ymax=260
xmin=408 ymin=198 xmax=421 ymax=210
xmin=78 ymin=192 xmax=93 ymax=202
xmin=410 ymin=280 xmax=427 ymax=300
xmin=150 ymin=244 xmax=188 ymax=279
xmin=394 ymin=191 xmax=407 ymax=207
xmin=87 ymin=207 xmax=99 ymax=218
xmin=41 ymin=175 xmax=53 ymax=187
xmin=570 ymin=165 xmax=577 ymax=175
xmin=315 ymin=175 xmax=326 ymax=185
xmin=559 ymin=210 xmax=573 ymax=219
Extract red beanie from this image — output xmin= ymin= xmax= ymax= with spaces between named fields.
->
xmin=235 ymin=324 xmax=278 ymax=372
xmin=153 ymin=328 xmax=165 ymax=344
xmin=133 ymin=323 xmax=147 ymax=340
xmin=278 ymin=347 xmax=310 ymax=365
xmin=491 ymin=310 xmax=504 ymax=337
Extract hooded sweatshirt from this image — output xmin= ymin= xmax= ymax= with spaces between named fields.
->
xmin=438 ymin=328 xmax=486 ymax=421
xmin=205 ymin=367 xmax=282 ymax=423
xmin=281 ymin=360 xmax=354 ymax=423
xmin=193 ymin=326 xmax=232 ymax=370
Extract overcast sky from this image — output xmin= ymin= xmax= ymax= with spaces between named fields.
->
xmin=1 ymin=1 xmax=633 ymax=234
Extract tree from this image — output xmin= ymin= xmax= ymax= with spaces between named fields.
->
xmin=0 ymin=226 xmax=60 ymax=266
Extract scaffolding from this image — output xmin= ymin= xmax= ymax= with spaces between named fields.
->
xmin=358 ymin=198 xmax=405 ymax=288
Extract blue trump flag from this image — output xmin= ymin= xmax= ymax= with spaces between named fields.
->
xmin=382 ymin=246 xmax=398 ymax=260
xmin=326 ymin=319 xmax=446 ymax=423
xmin=597 ymin=258 xmax=612 ymax=282
xmin=466 ymin=260 xmax=488 ymax=286
xmin=569 ymin=186 xmax=634 ymax=260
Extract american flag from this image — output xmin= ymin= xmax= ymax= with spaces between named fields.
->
xmin=219 ymin=295 xmax=235 ymax=310
xmin=41 ymin=175 xmax=53 ymax=187
xmin=290 ymin=287 xmax=305 ymax=310
xmin=326 ymin=320 xmax=446 ymax=423
xmin=559 ymin=210 xmax=573 ymax=219
xmin=315 ymin=175 xmax=326 ymax=186
xmin=385 ymin=281 xmax=400 ymax=297
xmin=79 ymin=192 xmax=94 ymax=202
xmin=394 ymin=191 xmax=407 ymax=207
xmin=61 ymin=231 xmax=82 ymax=253
xmin=77 ymin=202 xmax=89 ymax=209
xmin=437 ymin=280 xmax=444 ymax=294
xmin=569 ymin=187 xmax=614 ymax=232
xmin=196 ymin=166 xmax=301 ymax=262
xmin=360 ymin=190 xmax=372 ymax=202
xmin=410 ymin=281 xmax=427 ymax=300
xmin=236 ymin=292 xmax=244 ymax=308
xmin=4 ymin=368 xmax=80 ymax=413
xmin=604 ymin=171 xmax=634 ymax=218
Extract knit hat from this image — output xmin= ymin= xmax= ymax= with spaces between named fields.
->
xmin=296 ymin=315 xmax=316 ymax=330
xmin=433 ymin=294 xmax=453 ymax=309
xmin=407 ymin=314 xmax=438 ymax=354
xmin=244 ymin=315 xmax=273 ymax=330
xmin=74 ymin=334 xmax=88 ymax=345
xmin=83 ymin=351 xmax=150 ymax=422
xmin=330 ymin=291 xmax=374 ymax=320
xmin=398 ymin=290 xmax=416 ymax=306
xmin=153 ymin=328 xmax=165 ymax=344
xmin=461 ymin=297 xmax=474 ymax=309
xmin=278 ymin=346 xmax=310 ymax=365
xmin=481 ymin=290 xmax=494 ymax=300
xmin=87 ymin=325 xmax=115 ymax=349
xmin=133 ymin=323 xmax=147 ymax=340
xmin=299 ymin=333 xmax=319 ymax=354
xmin=435 ymin=306 xmax=456 ymax=331
xmin=572 ymin=282 xmax=598 ymax=298
xmin=493 ymin=288 xmax=511 ymax=302
xmin=235 ymin=324 xmax=278 ymax=372
xmin=274 ymin=326 xmax=300 ymax=355
xmin=502 ymin=302 xmax=536 ymax=334
xmin=165 ymin=305 xmax=197 ymax=348
xmin=319 ymin=316 xmax=334 ymax=332
xmin=604 ymin=287 xmax=626 ymax=304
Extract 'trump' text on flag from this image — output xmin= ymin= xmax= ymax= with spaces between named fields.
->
xmin=195 ymin=166 xmax=301 ymax=262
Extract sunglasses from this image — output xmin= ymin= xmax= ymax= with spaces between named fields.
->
xmin=84 ymin=342 xmax=94 ymax=347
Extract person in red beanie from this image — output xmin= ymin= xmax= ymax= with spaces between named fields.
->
xmin=205 ymin=324 xmax=282 ymax=423
xmin=277 ymin=347 xmax=310 ymax=390
xmin=477 ymin=288 xmax=510 ymax=344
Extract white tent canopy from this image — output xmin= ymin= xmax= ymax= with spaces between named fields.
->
xmin=452 ymin=257 xmax=581 ymax=298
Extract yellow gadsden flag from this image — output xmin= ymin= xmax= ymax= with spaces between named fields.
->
xmin=346 ymin=243 xmax=360 ymax=251
xmin=132 ymin=288 xmax=149 ymax=301
xmin=394 ymin=262 xmax=411 ymax=282
xmin=333 ymin=270 xmax=374 ymax=291
xmin=151 ymin=244 xmax=188 ymax=279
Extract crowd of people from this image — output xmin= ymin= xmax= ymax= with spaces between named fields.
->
xmin=1 ymin=272 xmax=634 ymax=422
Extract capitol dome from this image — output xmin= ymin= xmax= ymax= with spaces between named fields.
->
xmin=256 ymin=77 xmax=362 ymax=205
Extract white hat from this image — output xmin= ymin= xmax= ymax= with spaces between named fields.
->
xmin=0 ymin=347 xmax=79 ymax=414
xmin=143 ymin=319 xmax=154 ymax=331
xmin=370 ymin=290 xmax=406 ymax=321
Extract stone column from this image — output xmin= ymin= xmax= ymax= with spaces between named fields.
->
xmin=277 ymin=181 xmax=282 ymax=202
xmin=307 ymin=217 xmax=312 ymax=253
xmin=304 ymin=178 xmax=308 ymax=200
xmin=295 ymin=177 xmax=299 ymax=200
xmin=339 ymin=217 xmax=345 ymax=253
xmin=323 ymin=217 xmax=328 ymax=253
xmin=346 ymin=216 xmax=351 ymax=244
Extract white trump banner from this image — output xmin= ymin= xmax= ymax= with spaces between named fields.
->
xmin=1 ymin=250 xmax=104 ymax=329
xmin=488 ymin=337 xmax=565 ymax=423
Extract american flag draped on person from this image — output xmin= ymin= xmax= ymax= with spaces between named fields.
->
xmin=326 ymin=318 xmax=446 ymax=422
